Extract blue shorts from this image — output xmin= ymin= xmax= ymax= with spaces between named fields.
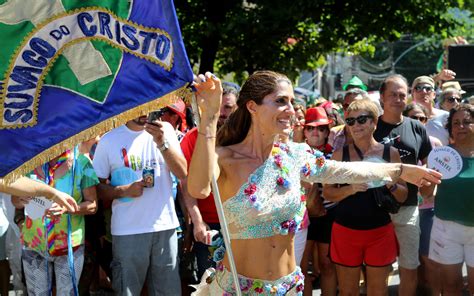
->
xmin=419 ymin=208 xmax=434 ymax=256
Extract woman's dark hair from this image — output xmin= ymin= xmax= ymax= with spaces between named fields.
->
xmin=185 ymin=106 xmax=196 ymax=130
xmin=217 ymin=71 xmax=291 ymax=146
xmin=446 ymin=103 xmax=474 ymax=138
xmin=403 ymin=102 xmax=429 ymax=117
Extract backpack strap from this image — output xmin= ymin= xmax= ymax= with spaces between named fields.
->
xmin=382 ymin=144 xmax=391 ymax=162
xmin=342 ymin=144 xmax=351 ymax=162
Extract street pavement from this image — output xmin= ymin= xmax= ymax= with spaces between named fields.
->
xmin=312 ymin=261 xmax=470 ymax=295
xmin=7 ymin=262 xmax=470 ymax=295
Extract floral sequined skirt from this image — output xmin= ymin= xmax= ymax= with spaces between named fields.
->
xmin=191 ymin=262 xmax=304 ymax=295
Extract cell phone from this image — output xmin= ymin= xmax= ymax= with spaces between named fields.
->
xmin=147 ymin=111 xmax=162 ymax=124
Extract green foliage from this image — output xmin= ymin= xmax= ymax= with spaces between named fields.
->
xmin=175 ymin=0 xmax=459 ymax=80
xmin=442 ymin=8 xmax=474 ymax=41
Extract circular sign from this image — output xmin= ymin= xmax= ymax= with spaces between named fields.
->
xmin=427 ymin=146 xmax=463 ymax=179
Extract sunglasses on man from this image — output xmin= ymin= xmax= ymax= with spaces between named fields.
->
xmin=446 ymin=96 xmax=462 ymax=104
xmin=414 ymin=85 xmax=434 ymax=92
xmin=345 ymin=115 xmax=373 ymax=126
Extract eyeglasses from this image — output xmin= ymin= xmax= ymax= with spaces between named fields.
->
xmin=409 ymin=115 xmax=427 ymax=123
xmin=414 ymin=85 xmax=434 ymax=92
xmin=305 ymin=126 xmax=328 ymax=132
xmin=345 ymin=115 xmax=372 ymax=126
xmin=446 ymin=96 xmax=462 ymax=104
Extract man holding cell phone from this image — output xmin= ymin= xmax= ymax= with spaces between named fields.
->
xmin=93 ymin=114 xmax=187 ymax=296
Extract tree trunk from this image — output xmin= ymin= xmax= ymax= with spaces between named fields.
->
xmin=197 ymin=0 xmax=239 ymax=73
xmin=198 ymin=32 xmax=219 ymax=73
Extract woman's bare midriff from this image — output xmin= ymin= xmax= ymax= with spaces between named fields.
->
xmin=221 ymin=233 xmax=296 ymax=280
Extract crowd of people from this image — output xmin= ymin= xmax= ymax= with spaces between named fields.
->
xmin=0 ymin=69 xmax=472 ymax=296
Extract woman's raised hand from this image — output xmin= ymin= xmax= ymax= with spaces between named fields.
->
xmin=193 ymin=72 xmax=223 ymax=119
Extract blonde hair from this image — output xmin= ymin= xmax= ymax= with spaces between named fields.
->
xmin=346 ymin=99 xmax=380 ymax=119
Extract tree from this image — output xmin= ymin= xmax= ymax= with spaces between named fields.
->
xmin=175 ymin=0 xmax=459 ymax=81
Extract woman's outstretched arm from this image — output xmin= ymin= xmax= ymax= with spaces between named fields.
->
xmin=1 ymin=177 xmax=79 ymax=212
xmin=302 ymin=152 xmax=441 ymax=188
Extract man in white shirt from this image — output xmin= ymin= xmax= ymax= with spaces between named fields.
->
xmin=93 ymin=115 xmax=187 ymax=296
xmin=411 ymin=75 xmax=450 ymax=145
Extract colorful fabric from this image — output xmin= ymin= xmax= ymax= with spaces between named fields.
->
xmin=21 ymin=154 xmax=99 ymax=256
xmin=44 ymin=149 xmax=71 ymax=254
xmin=192 ymin=265 xmax=304 ymax=296
xmin=224 ymin=141 xmax=397 ymax=240
xmin=0 ymin=0 xmax=193 ymax=182
xmin=47 ymin=150 xmax=71 ymax=186
xmin=223 ymin=142 xmax=314 ymax=239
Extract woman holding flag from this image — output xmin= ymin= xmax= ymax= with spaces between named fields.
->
xmin=11 ymin=149 xmax=98 ymax=296
xmin=188 ymin=71 xmax=442 ymax=295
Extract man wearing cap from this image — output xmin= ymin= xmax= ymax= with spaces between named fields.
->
xmin=374 ymin=74 xmax=433 ymax=296
xmin=328 ymin=88 xmax=369 ymax=151
xmin=180 ymin=83 xmax=238 ymax=279
xmin=439 ymin=81 xmax=465 ymax=112
xmin=411 ymin=76 xmax=450 ymax=145
xmin=158 ymin=98 xmax=187 ymax=141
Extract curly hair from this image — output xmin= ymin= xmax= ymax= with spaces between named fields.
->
xmin=446 ymin=103 xmax=474 ymax=138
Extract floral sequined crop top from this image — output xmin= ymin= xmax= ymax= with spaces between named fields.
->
xmin=223 ymin=142 xmax=396 ymax=239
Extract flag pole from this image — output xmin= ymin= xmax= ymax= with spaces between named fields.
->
xmin=191 ymin=93 xmax=242 ymax=296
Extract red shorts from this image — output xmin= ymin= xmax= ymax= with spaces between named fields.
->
xmin=330 ymin=222 xmax=399 ymax=267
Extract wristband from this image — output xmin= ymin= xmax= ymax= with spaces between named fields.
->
xmin=14 ymin=211 xmax=25 ymax=225
xmin=389 ymin=183 xmax=398 ymax=192
xmin=396 ymin=164 xmax=403 ymax=179
xmin=198 ymin=131 xmax=216 ymax=139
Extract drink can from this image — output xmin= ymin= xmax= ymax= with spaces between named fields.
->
xmin=204 ymin=230 xmax=220 ymax=246
xmin=142 ymin=166 xmax=154 ymax=188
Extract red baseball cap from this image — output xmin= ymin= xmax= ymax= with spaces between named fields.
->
xmin=167 ymin=98 xmax=187 ymax=131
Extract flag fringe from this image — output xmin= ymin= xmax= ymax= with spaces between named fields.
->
xmin=2 ymin=85 xmax=193 ymax=185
